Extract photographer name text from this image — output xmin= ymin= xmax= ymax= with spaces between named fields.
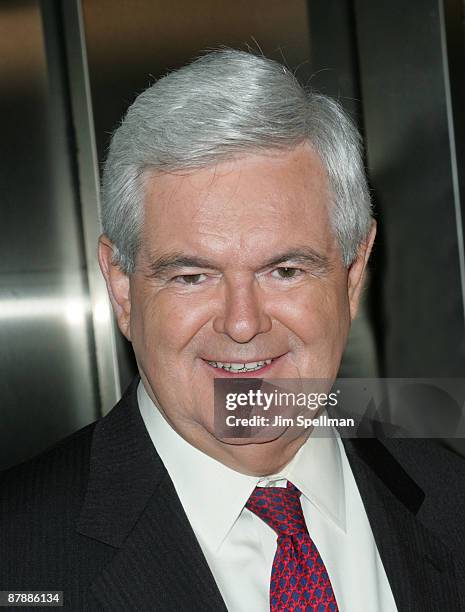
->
xmin=225 ymin=413 xmax=354 ymax=428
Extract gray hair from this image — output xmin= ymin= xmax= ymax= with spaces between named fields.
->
xmin=101 ymin=49 xmax=372 ymax=274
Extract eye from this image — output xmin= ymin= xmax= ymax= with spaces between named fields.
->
xmin=174 ymin=273 xmax=208 ymax=285
xmin=271 ymin=267 xmax=303 ymax=280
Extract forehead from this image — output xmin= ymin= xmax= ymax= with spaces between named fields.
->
xmin=141 ymin=144 xmax=335 ymax=262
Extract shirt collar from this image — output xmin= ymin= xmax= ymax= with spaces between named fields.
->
xmin=137 ymin=381 xmax=346 ymax=552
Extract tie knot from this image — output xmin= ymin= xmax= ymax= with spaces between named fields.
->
xmin=246 ymin=481 xmax=308 ymax=537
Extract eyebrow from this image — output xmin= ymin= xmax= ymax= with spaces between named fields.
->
xmin=145 ymin=247 xmax=332 ymax=278
xmin=260 ymin=248 xmax=332 ymax=275
xmin=146 ymin=253 xmax=219 ymax=278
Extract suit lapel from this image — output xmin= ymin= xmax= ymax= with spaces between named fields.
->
xmin=342 ymin=437 xmax=460 ymax=612
xmin=77 ymin=378 xmax=227 ymax=611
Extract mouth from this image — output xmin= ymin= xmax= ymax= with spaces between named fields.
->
xmin=201 ymin=355 xmax=284 ymax=377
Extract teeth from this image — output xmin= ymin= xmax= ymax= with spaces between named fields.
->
xmin=207 ymin=359 xmax=272 ymax=372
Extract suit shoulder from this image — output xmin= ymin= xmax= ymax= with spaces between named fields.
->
xmin=384 ymin=438 xmax=465 ymax=546
xmin=1 ymin=420 xmax=97 ymax=512
xmin=385 ymin=437 xmax=465 ymax=489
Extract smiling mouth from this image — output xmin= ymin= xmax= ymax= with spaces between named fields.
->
xmin=205 ymin=359 xmax=274 ymax=373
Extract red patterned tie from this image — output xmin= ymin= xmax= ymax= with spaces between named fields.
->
xmin=246 ymin=481 xmax=339 ymax=612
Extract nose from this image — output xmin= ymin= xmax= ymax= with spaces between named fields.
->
xmin=213 ymin=278 xmax=272 ymax=343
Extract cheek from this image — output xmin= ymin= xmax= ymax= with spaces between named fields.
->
xmin=278 ymin=284 xmax=349 ymax=334
xmin=131 ymin=289 xmax=211 ymax=362
xmin=319 ymin=289 xmax=351 ymax=353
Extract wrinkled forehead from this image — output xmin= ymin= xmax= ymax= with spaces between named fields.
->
xmin=141 ymin=144 xmax=332 ymax=233
xmin=134 ymin=145 xmax=340 ymax=271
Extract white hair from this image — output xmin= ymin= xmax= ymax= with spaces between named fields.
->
xmin=101 ymin=49 xmax=372 ymax=274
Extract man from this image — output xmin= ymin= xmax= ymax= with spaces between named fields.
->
xmin=1 ymin=50 xmax=464 ymax=611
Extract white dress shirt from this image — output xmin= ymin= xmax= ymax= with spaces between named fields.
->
xmin=137 ymin=382 xmax=398 ymax=612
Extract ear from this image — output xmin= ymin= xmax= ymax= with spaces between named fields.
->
xmin=97 ymin=234 xmax=132 ymax=341
xmin=347 ymin=220 xmax=377 ymax=320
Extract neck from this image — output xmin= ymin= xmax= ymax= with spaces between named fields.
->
xmin=185 ymin=424 xmax=309 ymax=476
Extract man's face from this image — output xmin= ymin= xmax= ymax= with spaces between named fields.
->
xmin=100 ymin=143 xmax=374 ymax=473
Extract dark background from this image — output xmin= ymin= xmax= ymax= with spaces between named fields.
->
xmin=1 ymin=0 xmax=464 ymax=469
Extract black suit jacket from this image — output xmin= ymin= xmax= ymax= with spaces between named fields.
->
xmin=1 ymin=377 xmax=464 ymax=611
